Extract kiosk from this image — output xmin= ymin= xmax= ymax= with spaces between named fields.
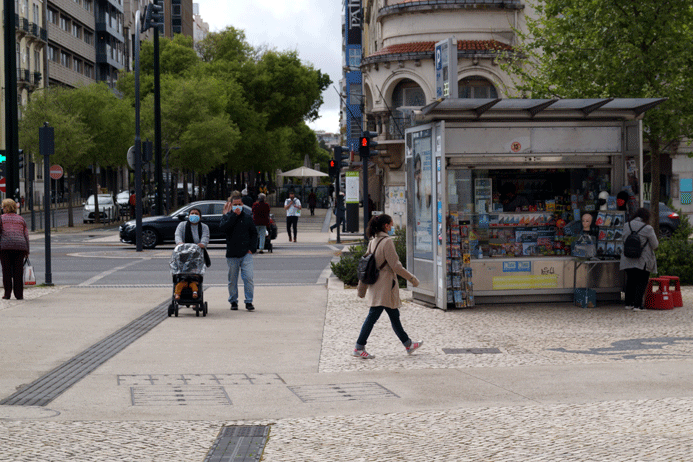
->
xmin=405 ymin=98 xmax=665 ymax=309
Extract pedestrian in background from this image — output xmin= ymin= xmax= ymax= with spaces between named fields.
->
xmin=354 ymin=214 xmax=422 ymax=359
xmin=0 ymin=199 xmax=29 ymax=300
xmin=252 ymin=193 xmax=271 ymax=254
xmin=330 ymin=195 xmax=346 ymax=232
xmin=284 ymin=190 xmax=301 ymax=242
xmin=221 ymin=191 xmax=258 ymax=311
xmin=308 ymin=189 xmax=317 ymax=216
xmin=620 ymin=207 xmax=658 ymax=311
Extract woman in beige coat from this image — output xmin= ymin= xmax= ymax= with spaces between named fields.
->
xmin=354 ymin=214 xmax=421 ymax=359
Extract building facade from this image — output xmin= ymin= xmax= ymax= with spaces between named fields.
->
xmin=351 ymin=0 xmax=529 ymax=215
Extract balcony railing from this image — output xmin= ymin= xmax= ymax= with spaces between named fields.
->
xmin=32 ymin=71 xmax=42 ymax=86
xmin=17 ymin=68 xmax=30 ymax=84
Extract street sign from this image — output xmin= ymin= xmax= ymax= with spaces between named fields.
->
xmin=49 ymin=165 xmax=63 ymax=180
xmin=0 ymin=177 xmax=6 ymax=193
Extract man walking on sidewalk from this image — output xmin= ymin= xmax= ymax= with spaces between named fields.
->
xmin=284 ymin=190 xmax=301 ymax=242
xmin=221 ymin=191 xmax=258 ymax=311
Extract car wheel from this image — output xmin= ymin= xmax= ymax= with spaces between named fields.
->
xmin=142 ymin=228 xmax=159 ymax=249
xmin=659 ymin=225 xmax=673 ymax=239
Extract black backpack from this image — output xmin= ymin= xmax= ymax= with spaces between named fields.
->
xmin=357 ymin=237 xmax=388 ymax=285
xmin=623 ymin=222 xmax=648 ymax=258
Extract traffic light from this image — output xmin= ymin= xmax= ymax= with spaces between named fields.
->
xmin=142 ymin=0 xmax=164 ymax=32
xmin=17 ymin=149 xmax=23 ymax=170
xmin=328 ymin=159 xmax=337 ymax=178
xmin=358 ymin=131 xmax=378 ymax=159
xmin=333 ymin=145 xmax=349 ymax=172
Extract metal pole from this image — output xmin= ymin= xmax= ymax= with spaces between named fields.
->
xmin=335 ymin=174 xmax=341 ymax=244
xmin=4 ymin=0 xmax=18 ymax=197
xmin=39 ymin=123 xmax=53 ymax=286
xmin=29 ymin=162 xmax=35 ymax=231
xmin=134 ymin=12 xmax=143 ymax=251
xmin=154 ymin=30 xmax=163 ymax=216
xmin=363 ymin=154 xmax=369 ymax=240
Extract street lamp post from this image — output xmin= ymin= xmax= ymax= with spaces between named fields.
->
xmin=164 ymin=145 xmax=179 ymax=215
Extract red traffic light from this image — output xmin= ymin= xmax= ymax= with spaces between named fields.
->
xmin=360 ymin=137 xmax=368 ymax=147
xmin=329 ymin=160 xmax=336 ymax=168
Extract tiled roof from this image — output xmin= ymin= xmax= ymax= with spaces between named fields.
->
xmin=366 ymin=40 xmax=513 ymax=58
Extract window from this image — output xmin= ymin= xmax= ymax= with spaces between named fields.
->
xmin=47 ymin=8 xmax=57 ymax=25
xmin=172 ymin=4 xmax=181 ymax=15
xmin=47 ymin=46 xmax=58 ymax=62
xmin=60 ymin=51 xmax=70 ymax=68
xmin=172 ymin=26 xmax=182 ymax=34
xmin=348 ymin=48 xmax=361 ymax=68
xmin=84 ymin=63 xmax=93 ymax=78
xmin=22 ymin=0 xmax=28 ymax=15
xmin=33 ymin=3 xmax=39 ymax=23
xmin=73 ymin=59 xmax=82 ymax=73
xmin=34 ymin=50 xmax=40 ymax=72
xmin=84 ymin=31 xmax=93 ymax=45
xmin=16 ymin=43 xmax=20 ymax=69
xmin=348 ymin=83 xmax=362 ymax=105
xmin=84 ymin=0 xmax=92 ymax=12
xmin=60 ymin=16 xmax=69 ymax=32
xmin=72 ymin=24 xmax=81 ymax=38
xmin=25 ymin=45 xmax=30 ymax=67
xmin=458 ymin=77 xmax=498 ymax=99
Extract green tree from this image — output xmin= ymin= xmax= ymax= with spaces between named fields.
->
xmin=20 ymin=84 xmax=132 ymax=225
xmin=505 ymin=0 xmax=693 ymax=235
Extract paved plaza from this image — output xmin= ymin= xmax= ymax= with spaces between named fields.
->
xmin=2 ymin=226 xmax=693 ymax=460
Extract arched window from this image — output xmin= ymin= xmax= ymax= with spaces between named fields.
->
xmin=389 ymin=79 xmax=425 ymax=136
xmin=459 ymin=76 xmax=498 ymax=99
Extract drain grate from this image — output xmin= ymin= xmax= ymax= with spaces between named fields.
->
xmin=0 ymin=301 xmax=170 ymax=406
xmin=130 ymin=386 xmax=231 ymax=406
xmin=288 ymin=382 xmax=399 ymax=403
xmin=204 ymin=425 xmax=270 ymax=462
xmin=443 ymin=347 xmax=502 ymax=355
xmin=117 ymin=373 xmax=285 ymax=387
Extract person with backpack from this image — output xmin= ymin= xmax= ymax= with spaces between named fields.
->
xmin=620 ymin=207 xmax=658 ymax=311
xmin=354 ymin=214 xmax=421 ymax=359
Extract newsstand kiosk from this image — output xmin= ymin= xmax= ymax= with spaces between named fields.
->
xmin=405 ymin=98 xmax=665 ymax=309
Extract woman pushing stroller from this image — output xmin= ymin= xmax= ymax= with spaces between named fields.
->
xmin=173 ymin=207 xmax=210 ymax=299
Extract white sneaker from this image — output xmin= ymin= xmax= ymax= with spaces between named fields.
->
xmin=406 ymin=341 xmax=423 ymax=355
xmin=625 ymin=305 xmax=635 ymax=310
xmin=632 ymin=307 xmax=646 ymax=311
xmin=352 ymin=349 xmax=375 ymax=359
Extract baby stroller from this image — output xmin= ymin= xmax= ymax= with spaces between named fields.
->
xmin=168 ymin=243 xmax=208 ymax=317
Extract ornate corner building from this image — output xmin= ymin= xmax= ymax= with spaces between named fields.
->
xmin=351 ymin=0 xmax=529 ymax=214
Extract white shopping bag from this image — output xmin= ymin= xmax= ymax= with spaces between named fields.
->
xmin=23 ymin=258 xmax=36 ymax=286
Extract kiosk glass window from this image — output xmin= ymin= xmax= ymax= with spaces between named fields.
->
xmin=412 ymin=129 xmax=434 ymax=259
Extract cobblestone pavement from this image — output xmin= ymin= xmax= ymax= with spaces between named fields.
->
xmin=320 ymin=287 xmax=693 ymax=373
xmin=3 ymin=286 xmax=693 ymax=461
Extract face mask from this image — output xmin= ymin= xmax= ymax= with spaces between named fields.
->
xmin=388 ymin=227 xmax=395 ymax=236
xmin=232 ymin=205 xmax=242 ymax=213
xmin=189 ymin=214 xmax=200 ymax=224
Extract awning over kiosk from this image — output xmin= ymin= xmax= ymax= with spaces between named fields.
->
xmin=415 ymin=98 xmax=667 ymax=122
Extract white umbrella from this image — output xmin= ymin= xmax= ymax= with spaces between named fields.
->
xmin=278 ymin=166 xmax=328 ymax=178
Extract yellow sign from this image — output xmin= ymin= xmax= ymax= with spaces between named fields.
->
xmin=492 ymin=274 xmax=558 ymax=290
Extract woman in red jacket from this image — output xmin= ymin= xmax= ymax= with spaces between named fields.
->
xmin=0 ymin=199 xmax=29 ymax=299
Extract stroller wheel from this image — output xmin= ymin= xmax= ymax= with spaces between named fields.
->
xmin=203 ymin=302 xmax=208 ymax=317
xmin=174 ymin=304 xmax=179 ymax=317
xmin=167 ymin=303 xmax=174 ymax=317
xmin=195 ymin=308 xmax=200 ymax=317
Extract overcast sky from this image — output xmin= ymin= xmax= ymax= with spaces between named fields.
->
xmin=195 ymin=0 xmax=343 ymax=134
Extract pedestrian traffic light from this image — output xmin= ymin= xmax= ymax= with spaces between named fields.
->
xmin=359 ymin=131 xmax=378 ymax=159
xmin=333 ymin=145 xmax=349 ymax=175
xmin=17 ymin=149 xmax=23 ymax=170
xmin=328 ymin=159 xmax=337 ymax=178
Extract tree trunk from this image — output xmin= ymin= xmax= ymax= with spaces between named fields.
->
xmin=183 ymin=172 xmax=189 ymax=204
xmin=650 ymin=140 xmax=661 ymax=236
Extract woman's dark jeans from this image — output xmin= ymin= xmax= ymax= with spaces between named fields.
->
xmin=356 ymin=305 xmax=411 ymax=349
xmin=625 ymin=267 xmax=650 ymax=308
xmin=1 ymin=249 xmax=25 ymax=299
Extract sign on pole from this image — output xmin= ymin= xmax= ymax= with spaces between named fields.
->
xmin=435 ymin=38 xmax=458 ymax=99
xmin=0 ymin=177 xmax=5 ymax=193
xmin=49 ymin=165 xmax=63 ymax=180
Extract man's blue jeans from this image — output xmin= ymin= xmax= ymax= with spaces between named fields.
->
xmin=227 ymin=253 xmax=254 ymax=304
xmin=256 ymin=225 xmax=267 ymax=251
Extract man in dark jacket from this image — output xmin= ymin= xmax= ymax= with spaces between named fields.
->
xmin=221 ymin=191 xmax=258 ymax=311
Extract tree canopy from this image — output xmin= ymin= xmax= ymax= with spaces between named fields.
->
xmin=505 ymin=0 xmax=693 ymax=233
